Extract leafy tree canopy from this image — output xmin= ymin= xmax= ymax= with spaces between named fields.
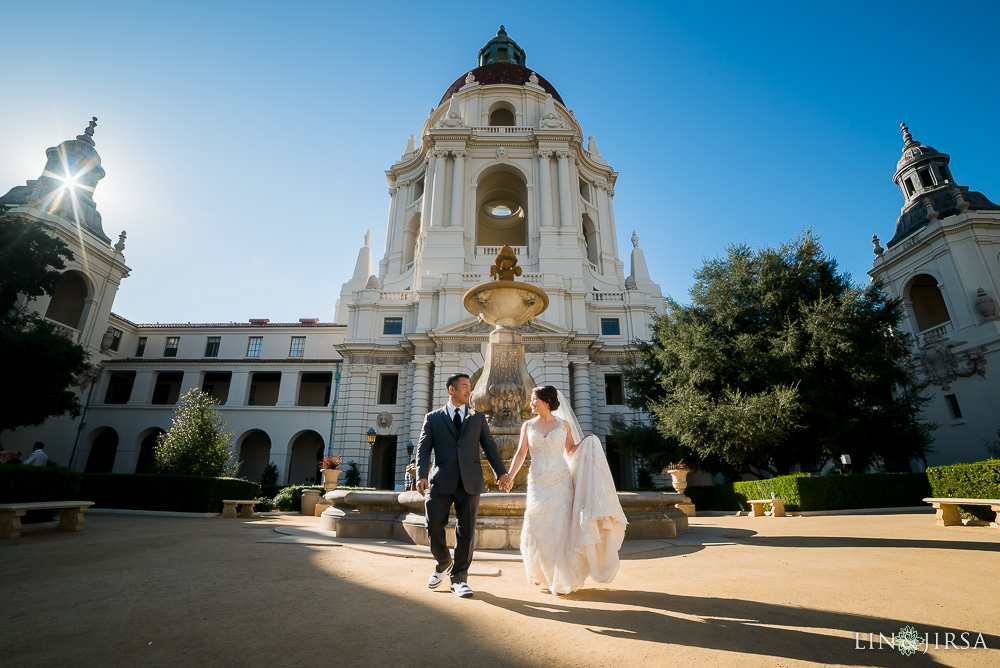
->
xmin=0 ymin=205 xmax=90 ymax=432
xmin=155 ymin=389 xmax=240 ymax=477
xmin=623 ymin=231 xmax=934 ymax=476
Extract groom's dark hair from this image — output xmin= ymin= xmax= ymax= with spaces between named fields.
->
xmin=446 ymin=373 xmax=470 ymax=390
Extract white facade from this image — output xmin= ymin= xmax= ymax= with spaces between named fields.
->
xmin=869 ymin=125 xmax=1000 ymax=465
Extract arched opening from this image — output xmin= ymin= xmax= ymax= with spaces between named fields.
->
xmin=488 ymin=102 xmax=516 ymax=127
xmin=237 ymin=430 xmax=271 ymax=484
xmin=135 ymin=428 xmax=165 ymax=474
xmin=582 ymin=214 xmax=600 ymax=268
xmin=402 ymin=213 xmax=420 ymax=268
xmin=44 ymin=271 xmax=89 ymax=329
xmin=476 ymin=166 xmax=527 ymax=248
xmin=907 ymin=274 xmax=950 ymax=332
xmin=85 ymin=427 xmax=119 ymax=473
xmin=288 ymin=430 xmax=325 ymax=485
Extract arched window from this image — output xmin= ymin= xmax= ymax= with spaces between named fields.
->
xmin=489 ymin=103 xmax=516 ymax=127
xmin=44 ymin=271 xmax=88 ymax=329
xmin=476 ymin=166 xmax=528 ymax=248
xmin=582 ymin=214 xmax=600 ymax=268
xmin=402 ymin=213 xmax=420 ymax=268
xmin=908 ymin=274 xmax=950 ymax=332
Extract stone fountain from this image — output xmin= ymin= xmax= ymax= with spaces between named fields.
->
xmin=319 ymin=246 xmax=691 ymax=548
xmin=463 ymin=245 xmax=547 ymax=491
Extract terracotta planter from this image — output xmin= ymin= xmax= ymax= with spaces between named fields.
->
xmin=321 ymin=468 xmax=342 ymax=492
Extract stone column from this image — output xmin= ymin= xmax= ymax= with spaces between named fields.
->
xmin=276 ymin=371 xmax=299 ymax=406
xmin=571 ymin=361 xmax=594 ymax=434
xmin=449 ymin=149 xmax=466 ymax=228
xmin=127 ymin=371 xmax=156 ymax=405
xmin=537 ymin=150 xmax=554 ymax=228
xmin=227 ymin=371 xmax=250 ymax=406
xmin=428 ymin=149 xmax=448 ymax=227
xmin=408 ymin=359 xmax=433 ymax=445
xmin=557 ymin=150 xmax=572 ymax=228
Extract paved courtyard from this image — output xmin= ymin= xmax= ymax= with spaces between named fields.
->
xmin=2 ymin=510 xmax=998 ymax=667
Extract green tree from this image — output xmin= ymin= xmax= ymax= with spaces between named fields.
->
xmin=155 ymin=389 xmax=240 ymax=477
xmin=625 ymin=231 xmax=933 ymax=476
xmin=0 ymin=205 xmax=91 ymax=432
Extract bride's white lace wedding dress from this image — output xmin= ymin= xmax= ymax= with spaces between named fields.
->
xmin=521 ymin=417 xmax=628 ymax=595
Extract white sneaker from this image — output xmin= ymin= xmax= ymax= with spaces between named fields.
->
xmin=451 ymin=581 xmax=473 ymax=598
xmin=427 ymin=562 xmax=452 ymax=589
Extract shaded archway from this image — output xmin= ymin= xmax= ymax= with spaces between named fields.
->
xmin=476 ymin=165 xmax=527 ymax=248
xmin=488 ymin=101 xmax=516 ymax=126
xmin=582 ymin=213 xmax=600 ymax=267
xmin=906 ymin=273 xmax=950 ymax=332
xmin=368 ymin=435 xmax=398 ymax=489
xmin=134 ymin=428 xmax=165 ymax=474
xmin=85 ymin=427 xmax=119 ymax=474
xmin=236 ymin=429 xmax=271 ymax=484
xmin=44 ymin=270 xmax=90 ymax=329
xmin=288 ymin=430 xmax=325 ymax=485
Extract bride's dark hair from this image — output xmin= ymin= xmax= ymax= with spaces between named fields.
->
xmin=532 ymin=385 xmax=560 ymax=411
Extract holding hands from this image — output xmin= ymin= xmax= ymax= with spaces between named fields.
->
xmin=497 ymin=473 xmax=513 ymax=492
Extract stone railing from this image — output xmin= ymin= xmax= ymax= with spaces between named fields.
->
xmin=591 ymin=291 xmax=625 ymax=303
xmin=476 ymin=245 xmax=526 ymax=258
xmin=471 ymin=126 xmax=534 ymax=135
xmin=379 ymin=291 xmax=411 ymax=302
xmin=46 ymin=318 xmax=81 ymax=342
xmin=589 ymin=262 xmax=600 ymax=274
xmin=918 ymin=321 xmax=952 ymax=345
xmin=403 ymin=261 xmax=414 ymax=272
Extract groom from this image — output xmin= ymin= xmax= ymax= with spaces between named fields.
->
xmin=416 ymin=373 xmax=510 ymax=598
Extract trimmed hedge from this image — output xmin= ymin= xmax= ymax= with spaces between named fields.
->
xmin=80 ymin=474 xmax=261 ymax=514
xmin=272 ymin=485 xmax=324 ymax=511
xmin=927 ymin=460 xmax=1000 ymax=521
xmin=687 ymin=472 xmax=931 ymax=512
xmin=0 ymin=464 xmax=84 ymax=522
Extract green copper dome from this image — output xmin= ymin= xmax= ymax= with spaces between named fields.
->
xmin=478 ymin=25 xmax=526 ymax=66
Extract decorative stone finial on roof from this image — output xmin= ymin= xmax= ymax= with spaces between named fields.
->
xmin=900 ymin=122 xmax=918 ymax=146
xmin=115 ymin=230 xmax=127 ymax=253
xmin=77 ymin=117 xmax=98 ymax=145
xmin=364 ymin=229 xmax=372 ymax=247
xmin=365 ymin=274 xmax=380 ymax=290
xmin=527 ymin=71 xmax=538 ymax=85
xmin=631 ymin=230 xmax=639 ymax=248
xmin=872 ymin=234 xmax=883 ymax=257
xmin=497 ymin=25 xmax=507 ymax=36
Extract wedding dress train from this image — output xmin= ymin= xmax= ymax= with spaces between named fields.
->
xmin=520 ymin=417 xmax=627 ymax=595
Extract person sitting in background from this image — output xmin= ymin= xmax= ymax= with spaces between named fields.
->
xmin=405 ymin=459 xmax=417 ymax=491
xmin=22 ymin=443 xmax=48 ymax=466
xmin=0 ymin=450 xmax=22 ymax=464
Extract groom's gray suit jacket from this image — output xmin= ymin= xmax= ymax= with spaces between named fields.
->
xmin=416 ymin=405 xmax=506 ymax=495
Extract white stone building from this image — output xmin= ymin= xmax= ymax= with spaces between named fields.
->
xmin=2 ymin=28 xmax=663 ymax=488
xmin=869 ymin=125 xmax=1000 ymax=466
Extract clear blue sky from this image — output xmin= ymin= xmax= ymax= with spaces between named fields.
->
xmin=3 ymin=1 xmax=999 ymax=325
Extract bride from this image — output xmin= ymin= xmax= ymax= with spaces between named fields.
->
xmin=503 ymin=385 xmax=627 ymax=595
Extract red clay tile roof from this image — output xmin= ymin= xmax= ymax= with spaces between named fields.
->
xmin=439 ymin=63 xmax=564 ymax=107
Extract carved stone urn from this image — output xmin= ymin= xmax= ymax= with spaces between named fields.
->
xmin=463 ymin=245 xmax=549 ymax=491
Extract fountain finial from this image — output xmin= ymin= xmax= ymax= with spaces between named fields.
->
xmin=490 ymin=245 xmax=523 ymax=281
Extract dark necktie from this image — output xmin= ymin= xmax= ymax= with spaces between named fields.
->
xmin=453 ymin=408 xmax=463 ymax=431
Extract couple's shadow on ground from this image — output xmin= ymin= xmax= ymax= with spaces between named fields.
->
xmin=474 ymin=588 xmax=996 ymax=666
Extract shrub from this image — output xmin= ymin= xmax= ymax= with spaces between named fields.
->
xmin=156 ymin=389 xmax=238 ymax=477
xmin=686 ymin=472 xmax=931 ymax=512
xmin=272 ymin=485 xmax=324 ymax=511
xmin=81 ymin=474 xmax=260 ymax=513
xmin=927 ymin=460 xmax=1000 ymax=521
xmin=0 ymin=464 xmax=83 ymax=522
xmin=260 ymin=462 xmax=279 ymax=486
xmin=342 ymin=461 xmax=361 ymax=487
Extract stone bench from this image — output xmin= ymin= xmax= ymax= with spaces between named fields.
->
xmin=748 ymin=499 xmax=786 ymax=517
xmin=923 ymin=497 xmax=1000 ymax=527
xmin=0 ymin=501 xmax=95 ymax=539
xmin=221 ymin=500 xmax=259 ymax=518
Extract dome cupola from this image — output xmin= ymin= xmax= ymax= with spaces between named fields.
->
xmin=478 ymin=25 xmax=526 ymax=66
xmin=893 ymin=123 xmax=953 ymax=208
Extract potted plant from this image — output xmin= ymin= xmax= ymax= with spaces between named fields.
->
xmin=664 ymin=461 xmax=690 ymax=495
xmin=318 ymin=455 xmax=343 ymax=491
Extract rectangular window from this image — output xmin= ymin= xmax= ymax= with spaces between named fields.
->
xmin=601 ymin=318 xmax=621 ymax=336
xmin=944 ymin=394 xmax=963 ymax=420
xmin=938 ymin=165 xmax=951 ymax=182
xmin=383 ymin=317 xmax=403 ymax=335
xmin=918 ymin=168 xmax=934 ymax=188
xmin=164 ymin=337 xmax=179 ymax=357
xmin=378 ymin=373 xmax=399 ymax=405
xmin=905 ymin=178 xmax=916 ymax=196
xmin=151 ymin=371 xmax=184 ymax=405
xmin=135 ymin=336 xmax=147 ymax=357
xmin=605 ymin=374 xmax=624 ymax=405
xmin=246 ymin=336 xmax=263 ymax=357
xmin=109 ymin=327 xmax=123 ymax=352
xmin=204 ymin=336 xmax=220 ymax=357
xmin=104 ymin=371 xmax=136 ymax=404
xmin=289 ymin=336 xmax=306 ymax=358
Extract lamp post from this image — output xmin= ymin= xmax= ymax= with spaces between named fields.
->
xmin=406 ymin=440 xmax=414 ymax=456
xmin=367 ymin=427 xmax=377 ymax=446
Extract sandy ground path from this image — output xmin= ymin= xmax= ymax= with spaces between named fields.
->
xmin=2 ymin=511 xmax=999 ymax=667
